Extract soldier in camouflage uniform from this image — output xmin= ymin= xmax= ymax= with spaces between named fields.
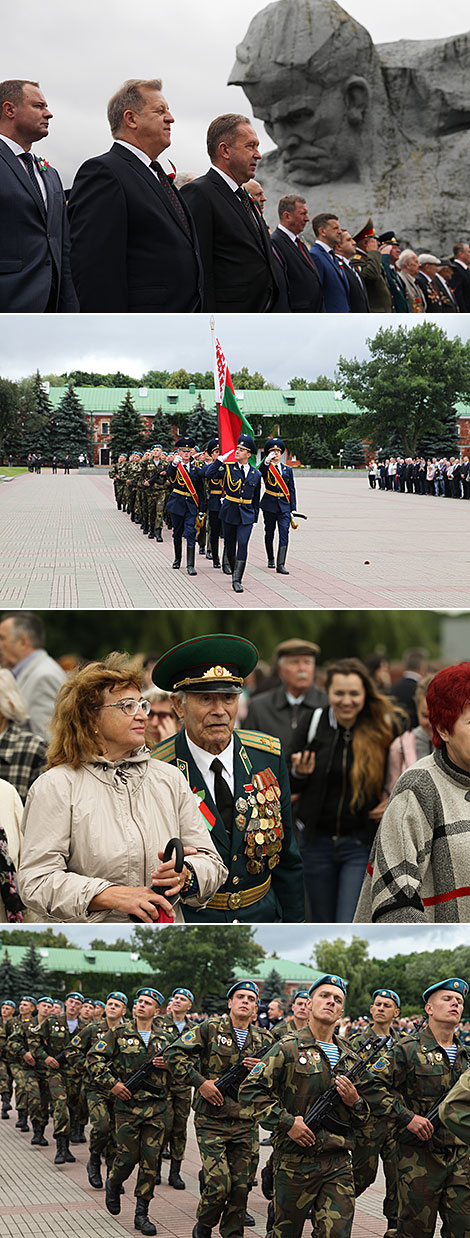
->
xmin=167 ymin=979 xmax=271 ymax=1238
xmin=8 ymin=995 xmax=54 ymax=1147
xmin=157 ymin=986 xmax=194 ymax=1189
xmin=270 ymin=990 xmax=309 ymax=1042
xmin=146 ymin=447 xmax=169 ymax=542
xmin=0 ymin=999 xmax=15 ymax=1119
xmin=6 ymin=995 xmax=37 ymax=1132
xmin=125 ymin=452 xmax=144 ymax=521
xmin=109 ymin=454 xmax=127 ymax=510
xmin=350 ymin=988 xmax=402 ymax=1238
xmin=87 ymin=986 xmax=171 ymax=1238
xmin=35 ymin=990 xmax=87 ymax=1164
xmin=439 ymin=1064 xmax=470 ymax=1144
xmin=66 ymin=989 xmax=130 ymax=1188
xmin=240 ymin=974 xmax=370 ymax=1238
xmin=365 ymin=976 xmax=470 ymax=1238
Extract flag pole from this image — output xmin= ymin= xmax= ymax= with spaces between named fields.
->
xmin=210 ymin=315 xmax=221 ymax=449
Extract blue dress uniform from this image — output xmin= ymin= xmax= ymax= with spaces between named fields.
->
xmin=260 ymin=437 xmax=297 ymax=574
xmin=203 ymin=437 xmax=222 ymax=569
xmin=206 ymin=438 xmax=261 ymax=593
xmin=166 ymin=437 xmax=205 ymax=575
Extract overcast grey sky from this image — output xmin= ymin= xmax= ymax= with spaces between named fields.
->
xmin=3 ymin=1 xmax=470 ymax=186
xmin=2 ymin=314 xmax=470 ymax=385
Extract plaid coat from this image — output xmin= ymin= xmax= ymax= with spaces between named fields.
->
xmin=0 ymin=721 xmax=48 ymax=803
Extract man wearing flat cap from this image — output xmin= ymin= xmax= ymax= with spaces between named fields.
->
xmin=151 ymin=634 xmax=303 ymax=923
xmin=365 ymin=976 xmax=470 ymax=1238
xmin=206 ymin=434 xmax=261 ymax=593
xmin=416 ymin=254 xmax=455 ymax=312
xmin=259 ymin=438 xmax=297 ymax=575
xmin=245 ymin=638 xmax=326 ymax=761
xmin=166 ymin=437 xmax=205 ymax=577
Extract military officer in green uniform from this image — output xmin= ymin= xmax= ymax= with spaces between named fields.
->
xmin=66 ymin=989 xmax=130 ymax=1189
xmin=35 ymin=990 xmax=87 ymax=1164
xmin=146 ymin=446 xmax=169 ymax=542
xmin=151 ymin=634 xmax=304 ymax=923
xmin=87 ymin=986 xmax=171 ymax=1237
xmin=240 ymin=974 xmax=370 ymax=1238
xmin=440 ymin=1065 xmax=470 ymax=1144
xmin=6 ymin=995 xmax=37 ymax=1132
xmin=0 ymin=999 xmax=15 ymax=1119
xmin=365 ymin=976 xmax=470 ymax=1238
xmin=109 ymin=454 xmax=128 ymax=510
xmin=9 ymin=994 xmax=54 ymax=1147
xmin=270 ymin=990 xmax=310 ymax=1041
xmin=167 ymin=979 xmax=270 ymax=1238
xmin=350 ymin=988 xmax=402 ymax=1238
xmin=157 ymin=986 xmax=195 ymax=1190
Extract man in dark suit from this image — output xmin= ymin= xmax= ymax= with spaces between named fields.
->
xmin=181 ymin=114 xmax=279 ymax=312
xmin=68 ymin=78 xmax=202 ymax=312
xmin=390 ymin=648 xmax=428 ymax=729
xmin=0 ymin=79 xmax=78 ymax=313
xmin=270 ymin=195 xmax=323 ymax=312
xmin=245 ymin=638 xmax=327 ymax=762
xmin=335 ymin=230 xmax=370 ymax=311
xmin=449 ymin=244 xmax=470 ymax=313
xmin=310 ymin=213 xmax=350 ymax=312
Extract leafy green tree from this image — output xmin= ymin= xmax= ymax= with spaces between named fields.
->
xmin=131 ymin=925 xmax=264 ymax=1006
xmin=109 ymin=390 xmax=145 ymax=459
xmin=53 ymin=380 xmax=91 ymax=462
xmin=289 ymin=375 xmax=336 ymax=390
xmin=301 ymin=432 xmax=334 ymax=467
xmin=342 ymin=438 xmax=366 ymax=468
xmin=0 ymin=928 xmax=71 ymax=948
xmin=166 ymin=369 xmax=192 ymax=389
xmin=337 ymin=322 xmax=470 ymax=455
xmin=142 ymin=370 xmax=171 ymax=388
xmin=312 ymin=937 xmax=371 ymax=1018
xmin=231 ymin=367 xmax=267 ymax=390
xmin=17 ymin=942 xmax=46 ymax=996
xmin=0 ymin=377 xmax=22 ymax=458
xmin=186 ymin=395 xmax=218 ymax=446
xmin=260 ymin=968 xmax=286 ymax=1004
xmin=0 ymin=950 xmax=21 ymax=1005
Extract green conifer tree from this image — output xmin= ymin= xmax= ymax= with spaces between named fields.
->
xmin=109 ymin=391 xmax=145 ymax=459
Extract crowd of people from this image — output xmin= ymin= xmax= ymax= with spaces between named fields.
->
xmin=1 ymin=76 xmax=468 ymax=315
xmin=1 ymin=973 xmax=470 ymax=1237
xmin=1 ymin=611 xmax=470 ymax=926
xmin=369 ymin=455 xmax=470 ymax=498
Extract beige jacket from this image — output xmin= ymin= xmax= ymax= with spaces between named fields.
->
xmin=0 ymin=778 xmax=23 ymax=923
xmin=17 ymin=750 xmax=227 ymax=922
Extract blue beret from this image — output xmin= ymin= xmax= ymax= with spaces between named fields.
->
xmin=422 ymin=977 xmax=469 ymax=1003
xmin=37 ymin=996 xmax=54 ymax=1006
xmin=171 ymin=988 xmax=194 ymax=1003
xmin=135 ymin=987 xmax=164 ymax=1005
xmin=66 ymin=992 xmax=84 ymax=1002
xmin=94 ymin=1000 xmax=106 ymax=1009
xmin=237 ymin=434 xmax=256 ymax=454
xmin=226 ymin=980 xmax=259 ymax=1001
xmin=308 ymin=974 xmax=347 ymax=998
xmin=153 ymin=444 xmax=162 ymax=449
xmin=292 ymin=990 xmax=309 ymax=1002
xmin=107 ymin=991 xmax=128 ymax=1005
xmin=20 ymin=995 xmax=37 ymax=1005
xmin=372 ymin=989 xmax=401 ymax=1008
xmin=1 ymin=1000 xmax=16 ymax=1009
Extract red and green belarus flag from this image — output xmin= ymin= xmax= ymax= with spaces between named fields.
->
xmin=214 ymin=335 xmax=255 ymax=462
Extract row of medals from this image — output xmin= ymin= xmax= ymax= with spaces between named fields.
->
xmin=235 ymin=784 xmax=284 ymax=875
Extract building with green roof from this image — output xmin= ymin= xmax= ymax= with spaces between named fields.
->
xmin=0 ymin=944 xmax=153 ymax=1001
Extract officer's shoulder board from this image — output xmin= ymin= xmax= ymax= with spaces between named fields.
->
xmin=151 ymin=736 xmax=177 ymax=764
xmin=236 ymin=729 xmax=281 ymax=757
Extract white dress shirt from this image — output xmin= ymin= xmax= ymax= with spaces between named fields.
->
xmin=186 ymin=734 xmax=235 ymax=798
xmin=0 ymin=134 xmax=47 ymax=204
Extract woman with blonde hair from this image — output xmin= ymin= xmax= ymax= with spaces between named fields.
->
xmin=18 ymin=653 xmax=227 ymax=923
xmin=291 ymin=657 xmax=404 ymax=922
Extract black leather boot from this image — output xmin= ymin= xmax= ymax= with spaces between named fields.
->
xmin=16 ymin=1110 xmax=29 ymax=1131
xmin=69 ymin=1120 xmax=81 ymax=1143
xmin=276 ymin=545 xmax=289 ymax=574
xmin=232 ymin=560 xmax=246 ymax=593
xmin=265 ymin=536 xmax=275 ymax=568
xmin=168 ymin=1158 xmax=185 ymax=1189
xmin=172 ymin=537 xmax=182 ymax=568
xmin=154 ymin=1153 xmax=162 ymax=1186
xmin=31 ymin=1121 xmax=48 ymax=1146
xmin=244 ymin=1213 xmax=256 ymax=1226
xmin=54 ymin=1134 xmax=67 ymax=1165
xmin=155 ymin=529 xmax=163 ymax=542
xmin=192 ymin=1225 xmax=211 ymax=1238
xmin=106 ymin=1177 xmax=121 ymax=1215
xmin=134 ymin=1198 xmax=157 ymax=1235
xmin=211 ymin=536 xmax=220 ymax=568
xmin=148 ymin=529 xmax=155 ymax=539
xmin=222 ymin=549 xmax=233 ymax=575
xmin=186 ymin=545 xmax=197 ymax=575
xmin=1 ymin=1093 xmax=11 ymax=1119
xmin=64 ymin=1140 xmax=76 ymax=1163
xmin=87 ymin=1153 xmax=103 ymax=1188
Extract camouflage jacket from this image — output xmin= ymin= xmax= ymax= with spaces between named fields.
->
xmin=349 ymin=1025 xmax=401 ymax=1056
xmin=439 ymin=1065 xmax=470 ymax=1145
xmin=86 ymin=1019 xmax=172 ymax=1109
xmin=4 ymin=1016 xmax=35 ymax=1067
xmin=65 ymin=1017 xmax=129 ymax=1075
xmin=271 ymin=1017 xmax=307 ymax=1042
xmin=239 ymin=1026 xmax=369 ymax=1156
xmin=167 ymin=1013 xmax=273 ymax=1122
xmin=35 ymin=1014 xmax=88 ymax=1070
xmin=364 ymin=1025 xmax=470 ymax=1149
xmin=0 ymin=1017 xmax=13 ymax=1062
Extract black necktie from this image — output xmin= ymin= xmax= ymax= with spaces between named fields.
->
xmin=21 ymin=152 xmax=45 ymax=211
xmin=210 ymin=758 xmax=234 ymax=837
xmin=149 ymin=161 xmax=191 ymax=237
xmin=236 ymin=186 xmax=261 ymax=233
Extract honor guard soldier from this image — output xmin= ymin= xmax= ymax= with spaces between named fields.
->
xmin=365 ymin=976 xmax=470 ymax=1238
xmin=35 ymin=990 xmax=86 ymax=1164
xmin=166 ymin=436 xmax=205 ymax=575
xmin=158 ymin=987 xmax=195 ymax=1189
xmin=240 ymin=974 xmax=369 ymax=1238
xmin=66 ymin=989 xmax=129 ymax=1189
xmin=151 ymin=634 xmax=304 ymax=923
xmin=206 ymin=434 xmax=261 ymax=593
xmin=167 ymin=980 xmax=270 ymax=1238
xmin=0 ymin=999 xmax=15 ymax=1119
xmin=260 ymin=437 xmax=296 ymax=574
xmin=88 ymin=986 xmax=172 ymax=1237
xmin=350 ymin=989 xmax=402 ymax=1238
xmin=203 ymin=438 xmax=223 ymax=568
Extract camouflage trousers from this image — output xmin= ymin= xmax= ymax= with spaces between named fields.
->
xmin=353 ymin=1124 xmax=398 ymax=1224
xmin=148 ymin=490 xmax=166 ymax=532
xmin=26 ymin=1070 xmax=49 ymax=1124
xmin=395 ymin=1141 xmax=470 ymax=1237
xmin=272 ymin=1149 xmax=355 ymax=1238
xmin=110 ymin=1101 xmax=166 ymax=1202
xmin=164 ymin=1085 xmax=192 ymax=1159
xmin=0 ymin=1060 xmax=12 ymax=1097
xmin=87 ymin=1089 xmax=117 ymax=1162
xmin=195 ymin=1117 xmax=254 ymax=1238
xmin=46 ymin=1069 xmax=81 ymax=1137
xmin=11 ymin=1065 xmax=29 ymax=1112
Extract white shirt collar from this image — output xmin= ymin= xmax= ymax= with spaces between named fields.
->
xmin=278 ymin=223 xmax=298 ymax=243
xmin=114 ymin=139 xmax=153 ymax=167
xmin=185 ymin=733 xmax=235 ymax=796
xmin=315 ymin=239 xmax=333 ymax=254
xmin=0 ymin=134 xmax=31 ymax=155
xmin=211 ymin=164 xmax=240 ymax=193
xmin=285 ymin=691 xmax=305 ymax=706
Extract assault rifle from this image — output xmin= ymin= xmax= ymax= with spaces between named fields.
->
xmin=303 ymin=1034 xmax=389 ymax=1138
xmin=123 ymin=1056 xmax=165 ymax=1097
xmin=215 ymin=1036 xmax=273 ymax=1102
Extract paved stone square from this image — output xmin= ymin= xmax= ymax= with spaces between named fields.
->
xmin=0 ymin=468 xmax=469 ymax=610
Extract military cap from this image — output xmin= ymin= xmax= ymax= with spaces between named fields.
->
xmin=171 ymin=987 xmax=194 ymax=1003
xmin=133 ymin=451 xmax=143 ymax=457
xmin=418 ymin=253 xmax=441 ymax=266
xmin=37 ymin=996 xmax=54 ymax=1006
xmin=309 ymin=974 xmax=347 ymax=997
xmin=54 ymin=1000 xmax=65 ymax=1010
xmin=274 ymin=637 xmax=320 ymax=660
xmin=152 ymin=443 xmax=163 ymax=450
xmin=94 ymin=1000 xmax=106 ymax=1009
xmin=152 ymin=633 xmax=258 ymax=695
xmin=65 ymin=991 xmax=84 ymax=1002
xmin=20 ymin=995 xmax=37 ymax=1005
xmin=292 ymin=989 xmax=309 ymax=1001
xmin=237 ymin=433 xmax=256 ymax=454
xmin=372 ymin=989 xmax=401 ymax=1008
xmin=227 ymin=980 xmax=259 ymax=1001
xmin=107 ymin=990 xmax=128 ymax=1005
xmin=377 ymin=230 xmax=400 ymax=246
xmin=353 ymin=217 xmax=377 ymax=248
xmin=1 ymin=999 xmax=16 ymax=1009
xmin=423 ymin=978 xmax=469 ymax=1003
xmin=176 ymin=436 xmax=196 ymax=450
xmin=135 ymin=987 xmax=164 ymax=1005
xmin=206 ymin=438 xmax=219 ymax=453
xmin=265 ymin=437 xmax=285 ymax=454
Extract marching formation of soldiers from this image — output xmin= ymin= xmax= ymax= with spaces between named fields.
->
xmin=109 ymin=435 xmax=300 ymax=593
xmin=2 ymin=972 xmax=470 ymax=1237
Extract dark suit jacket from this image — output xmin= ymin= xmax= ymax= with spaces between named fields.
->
xmin=0 ymin=139 xmax=78 ymax=313
xmin=390 ymin=674 xmax=420 ymax=729
xmin=68 ymin=143 xmax=203 ymax=312
xmin=181 ymin=167 xmax=278 ymax=312
xmin=310 ymin=242 xmax=350 ymax=312
xmin=449 ymin=262 xmax=470 ymax=313
xmin=270 ymin=227 xmax=323 ymax=312
xmin=245 ymin=684 xmax=328 ymax=761
xmin=340 ymin=261 xmax=370 ymax=312
xmin=206 ymin=459 xmax=261 ymax=525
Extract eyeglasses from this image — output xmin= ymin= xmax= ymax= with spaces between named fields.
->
xmin=95 ymin=699 xmax=151 ymax=717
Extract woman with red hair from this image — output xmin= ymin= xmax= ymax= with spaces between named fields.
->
xmin=355 ymin=662 xmax=470 ymax=923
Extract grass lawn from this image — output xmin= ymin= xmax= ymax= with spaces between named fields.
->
xmin=0 ymin=467 xmax=29 ymax=478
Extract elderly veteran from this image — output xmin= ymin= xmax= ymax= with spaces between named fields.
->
xmin=354 ymin=662 xmax=470 ymax=923
xmin=17 ymin=653 xmax=227 ymax=923
xmin=151 ymin=634 xmax=304 ymax=922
